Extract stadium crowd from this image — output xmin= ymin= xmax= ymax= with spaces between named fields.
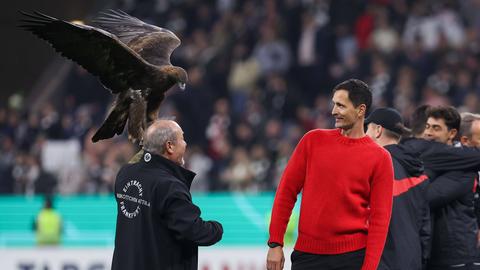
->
xmin=1 ymin=0 xmax=480 ymax=194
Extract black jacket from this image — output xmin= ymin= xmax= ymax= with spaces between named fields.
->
xmin=427 ymin=170 xmax=478 ymax=266
xmin=379 ymin=144 xmax=430 ymax=270
xmin=400 ymin=138 xmax=480 ymax=175
xmin=401 ymin=138 xmax=480 ymax=266
xmin=111 ymin=152 xmax=223 ymax=270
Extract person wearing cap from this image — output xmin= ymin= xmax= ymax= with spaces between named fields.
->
xmin=111 ymin=119 xmax=223 ymax=270
xmin=365 ymin=108 xmax=430 ymax=270
xmin=267 ymin=79 xmax=394 ymax=270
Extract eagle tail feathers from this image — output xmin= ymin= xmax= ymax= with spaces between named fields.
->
xmin=91 ymin=96 xmax=130 ymax=142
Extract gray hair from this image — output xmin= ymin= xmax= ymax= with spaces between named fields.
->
xmin=142 ymin=121 xmax=177 ymax=155
xmin=460 ymin=112 xmax=480 ymax=138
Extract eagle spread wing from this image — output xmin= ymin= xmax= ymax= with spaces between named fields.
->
xmin=93 ymin=10 xmax=181 ymax=66
xmin=20 ymin=11 xmax=186 ymax=144
xmin=19 ymin=11 xmax=154 ymax=94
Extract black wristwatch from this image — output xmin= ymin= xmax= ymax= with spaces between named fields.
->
xmin=268 ymin=242 xmax=282 ymax=248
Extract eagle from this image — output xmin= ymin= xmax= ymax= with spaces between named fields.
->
xmin=20 ymin=10 xmax=187 ymax=144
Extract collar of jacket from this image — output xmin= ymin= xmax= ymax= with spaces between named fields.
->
xmin=385 ymin=143 xmax=424 ymax=176
xmin=141 ymin=151 xmax=196 ymax=189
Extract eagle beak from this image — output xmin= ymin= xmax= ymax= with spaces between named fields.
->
xmin=178 ymin=82 xmax=186 ymax=90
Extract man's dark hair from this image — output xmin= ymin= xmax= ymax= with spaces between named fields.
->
xmin=427 ymin=106 xmax=461 ymax=131
xmin=409 ymin=105 xmax=430 ymax=137
xmin=333 ymin=79 xmax=372 ymax=113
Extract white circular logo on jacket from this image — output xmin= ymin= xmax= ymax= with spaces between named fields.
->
xmin=116 ymin=180 xmax=151 ymax=219
xmin=144 ymin=153 xmax=151 ymax=162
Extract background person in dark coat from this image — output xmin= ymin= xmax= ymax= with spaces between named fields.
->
xmin=365 ymin=108 xmax=430 ymax=270
xmin=400 ymin=107 xmax=480 ymax=270
xmin=422 ymin=107 xmax=479 ymax=270
xmin=111 ymin=120 xmax=223 ymax=270
xmin=401 ymin=106 xmax=480 ymax=177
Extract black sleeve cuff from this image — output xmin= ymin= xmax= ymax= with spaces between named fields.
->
xmin=268 ymin=242 xmax=282 ymax=248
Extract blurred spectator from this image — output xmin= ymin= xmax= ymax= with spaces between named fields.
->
xmin=249 ymin=144 xmax=271 ymax=190
xmin=221 ymin=147 xmax=254 ymax=191
xmin=232 ymin=121 xmax=255 ymax=148
xmin=271 ymin=140 xmax=293 ymax=188
xmin=369 ymin=55 xmax=391 ymax=107
xmin=262 ymin=118 xmax=283 ymax=156
xmin=355 ymin=4 xmax=375 ymax=51
xmin=206 ymin=98 xmax=231 ymax=159
xmin=16 ymin=113 xmax=40 ymax=152
xmin=186 ymin=146 xmax=213 ymax=192
xmin=0 ymin=135 xmax=15 ymax=193
xmin=12 ymin=153 xmax=38 ymax=194
xmin=14 ymin=155 xmax=58 ymax=195
xmin=33 ymin=196 xmax=62 ymax=246
xmin=371 ymin=8 xmax=399 ymax=54
xmin=262 ymin=74 xmax=290 ymax=118
xmin=253 ymin=23 xmax=291 ymax=76
xmin=228 ymin=43 xmax=260 ymax=114
xmin=392 ymin=66 xmax=417 ymax=116
xmin=208 ymin=135 xmax=231 ymax=191
xmin=171 ymin=66 xmax=214 ymax=145
xmin=34 ymin=158 xmax=58 ymax=195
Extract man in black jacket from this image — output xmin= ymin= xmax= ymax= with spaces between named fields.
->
xmin=366 ymin=108 xmax=430 ymax=270
xmin=421 ymin=106 xmax=479 ymax=270
xmin=111 ymin=120 xmax=223 ymax=270
xmin=399 ymin=105 xmax=480 ymax=270
xmin=401 ymin=106 xmax=480 ymax=175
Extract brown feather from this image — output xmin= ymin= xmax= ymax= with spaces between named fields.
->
xmin=127 ymin=90 xmax=147 ymax=144
xmin=21 ymin=10 xmax=188 ymax=144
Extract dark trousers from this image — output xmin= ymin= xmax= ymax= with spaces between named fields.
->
xmin=291 ymin=249 xmax=365 ymax=270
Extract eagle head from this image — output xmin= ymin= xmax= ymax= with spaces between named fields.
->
xmin=171 ymin=67 xmax=188 ymax=91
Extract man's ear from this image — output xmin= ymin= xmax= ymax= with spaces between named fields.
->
xmin=448 ymin=129 xmax=458 ymax=142
xmin=376 ymin=125 xmax=383 ymax=139
xmin=357 ymin=104 xmax=367 ymax=118
xmin=460 ymin=135 xmax=469 ymax=145
xmin=165 ymin=141 xmax=174 ymax=155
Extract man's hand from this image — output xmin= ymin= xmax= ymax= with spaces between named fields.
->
xmin=266 ymin=246 xmax=284 ymax=270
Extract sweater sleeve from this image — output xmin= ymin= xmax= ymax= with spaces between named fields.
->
xmin=268 ymin=133 xmax=309 ymax=246
xmin=362 ymin=151 xmax=394 ymax=270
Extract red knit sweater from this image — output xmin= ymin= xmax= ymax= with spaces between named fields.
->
xmin=269 ymin=129 xmax=393 ymax=270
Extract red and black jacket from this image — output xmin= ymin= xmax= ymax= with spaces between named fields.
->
xmin=378 ymin=144 xmax=430 ymax=270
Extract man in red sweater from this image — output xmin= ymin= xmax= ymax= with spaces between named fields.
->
xmin=266 ymin=79 xmax=394 ymax=270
